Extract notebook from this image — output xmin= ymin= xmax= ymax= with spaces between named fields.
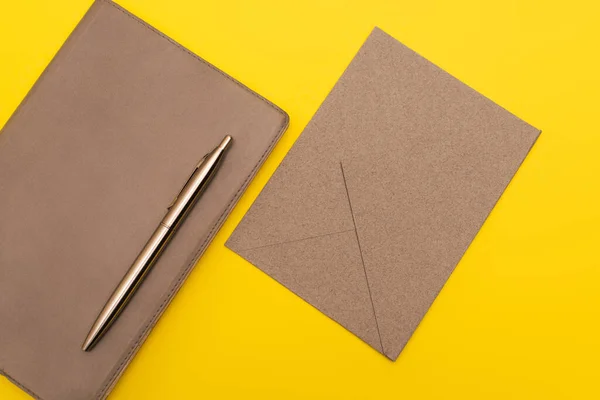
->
xmin=0 ymin=1 xmax=288 ymax=399
xmin=227 ymin=27 xmax=540 ymax=360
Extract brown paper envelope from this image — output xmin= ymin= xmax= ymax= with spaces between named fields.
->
xmin=226 ymin=27 xmax=540 ymax=360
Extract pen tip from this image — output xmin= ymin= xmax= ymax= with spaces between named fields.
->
xmin=82 ymin=339 xmax=93 ymax=352
xmin=82 ymin=332 xmax=98 ymax=352
xmin=219 ymin=135 xmax=232 ymax=151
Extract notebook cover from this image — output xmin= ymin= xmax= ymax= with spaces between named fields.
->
xmin=0 ymin=1 xmax=288 ymax=399
xmin=227 ymin=27 xmax=540 ymax=360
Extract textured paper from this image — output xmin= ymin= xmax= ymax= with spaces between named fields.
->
xmin=0 ymin=1 xmax=288 ymax=399
xmin=227 ymin=27 xmax=540 ymax=360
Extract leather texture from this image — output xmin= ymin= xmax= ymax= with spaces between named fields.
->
xmin=0 ymin=1 xmax=288 ymax=399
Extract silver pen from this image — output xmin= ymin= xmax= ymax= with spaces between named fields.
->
xmin=82 ymin=135 xmax=233 ymax=351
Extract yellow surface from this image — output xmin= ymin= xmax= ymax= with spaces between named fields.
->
xmin=1 ymin=0 xmax=600 ymax=398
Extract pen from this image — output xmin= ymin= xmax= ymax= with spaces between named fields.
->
xmin=82 ymin=135 xmax=233 ymax=351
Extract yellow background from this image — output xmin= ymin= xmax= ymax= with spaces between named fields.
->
xmin=1 ymin=0 xmax=599 ymax=398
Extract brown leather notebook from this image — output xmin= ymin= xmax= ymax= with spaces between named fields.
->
xmin=0 ymin=1 xmax=288 ymax=399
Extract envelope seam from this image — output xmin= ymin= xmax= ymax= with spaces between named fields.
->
xmin=339 ymin=162 xmax=385 ymax=354
xmin=233 ymin=229 xmax=355 ymax=252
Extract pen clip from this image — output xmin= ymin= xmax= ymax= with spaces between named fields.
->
xmin=167 ymin=155 xmax=207 ymax=210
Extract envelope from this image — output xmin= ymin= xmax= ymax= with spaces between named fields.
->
xmin=226 ymin=27 xmax=540 ymax=360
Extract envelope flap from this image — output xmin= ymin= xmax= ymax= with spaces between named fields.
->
xmin=235 ymin=229 xmax=383 ymax=353
xmin=227 ymin=144 xmax=355 ymax=250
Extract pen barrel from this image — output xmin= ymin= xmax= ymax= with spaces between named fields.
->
xmin=82 ymin=224 xmax=172 ymax=350
xmin=110 ymin=142 xmax=229 ymax=323
xmin=84 ymin=224 xmax=173 ymax=350
xmin=116 ymin=224 xmax=173 ymax=303
xmin=83 ymin=135 xmax=232 ymax=351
